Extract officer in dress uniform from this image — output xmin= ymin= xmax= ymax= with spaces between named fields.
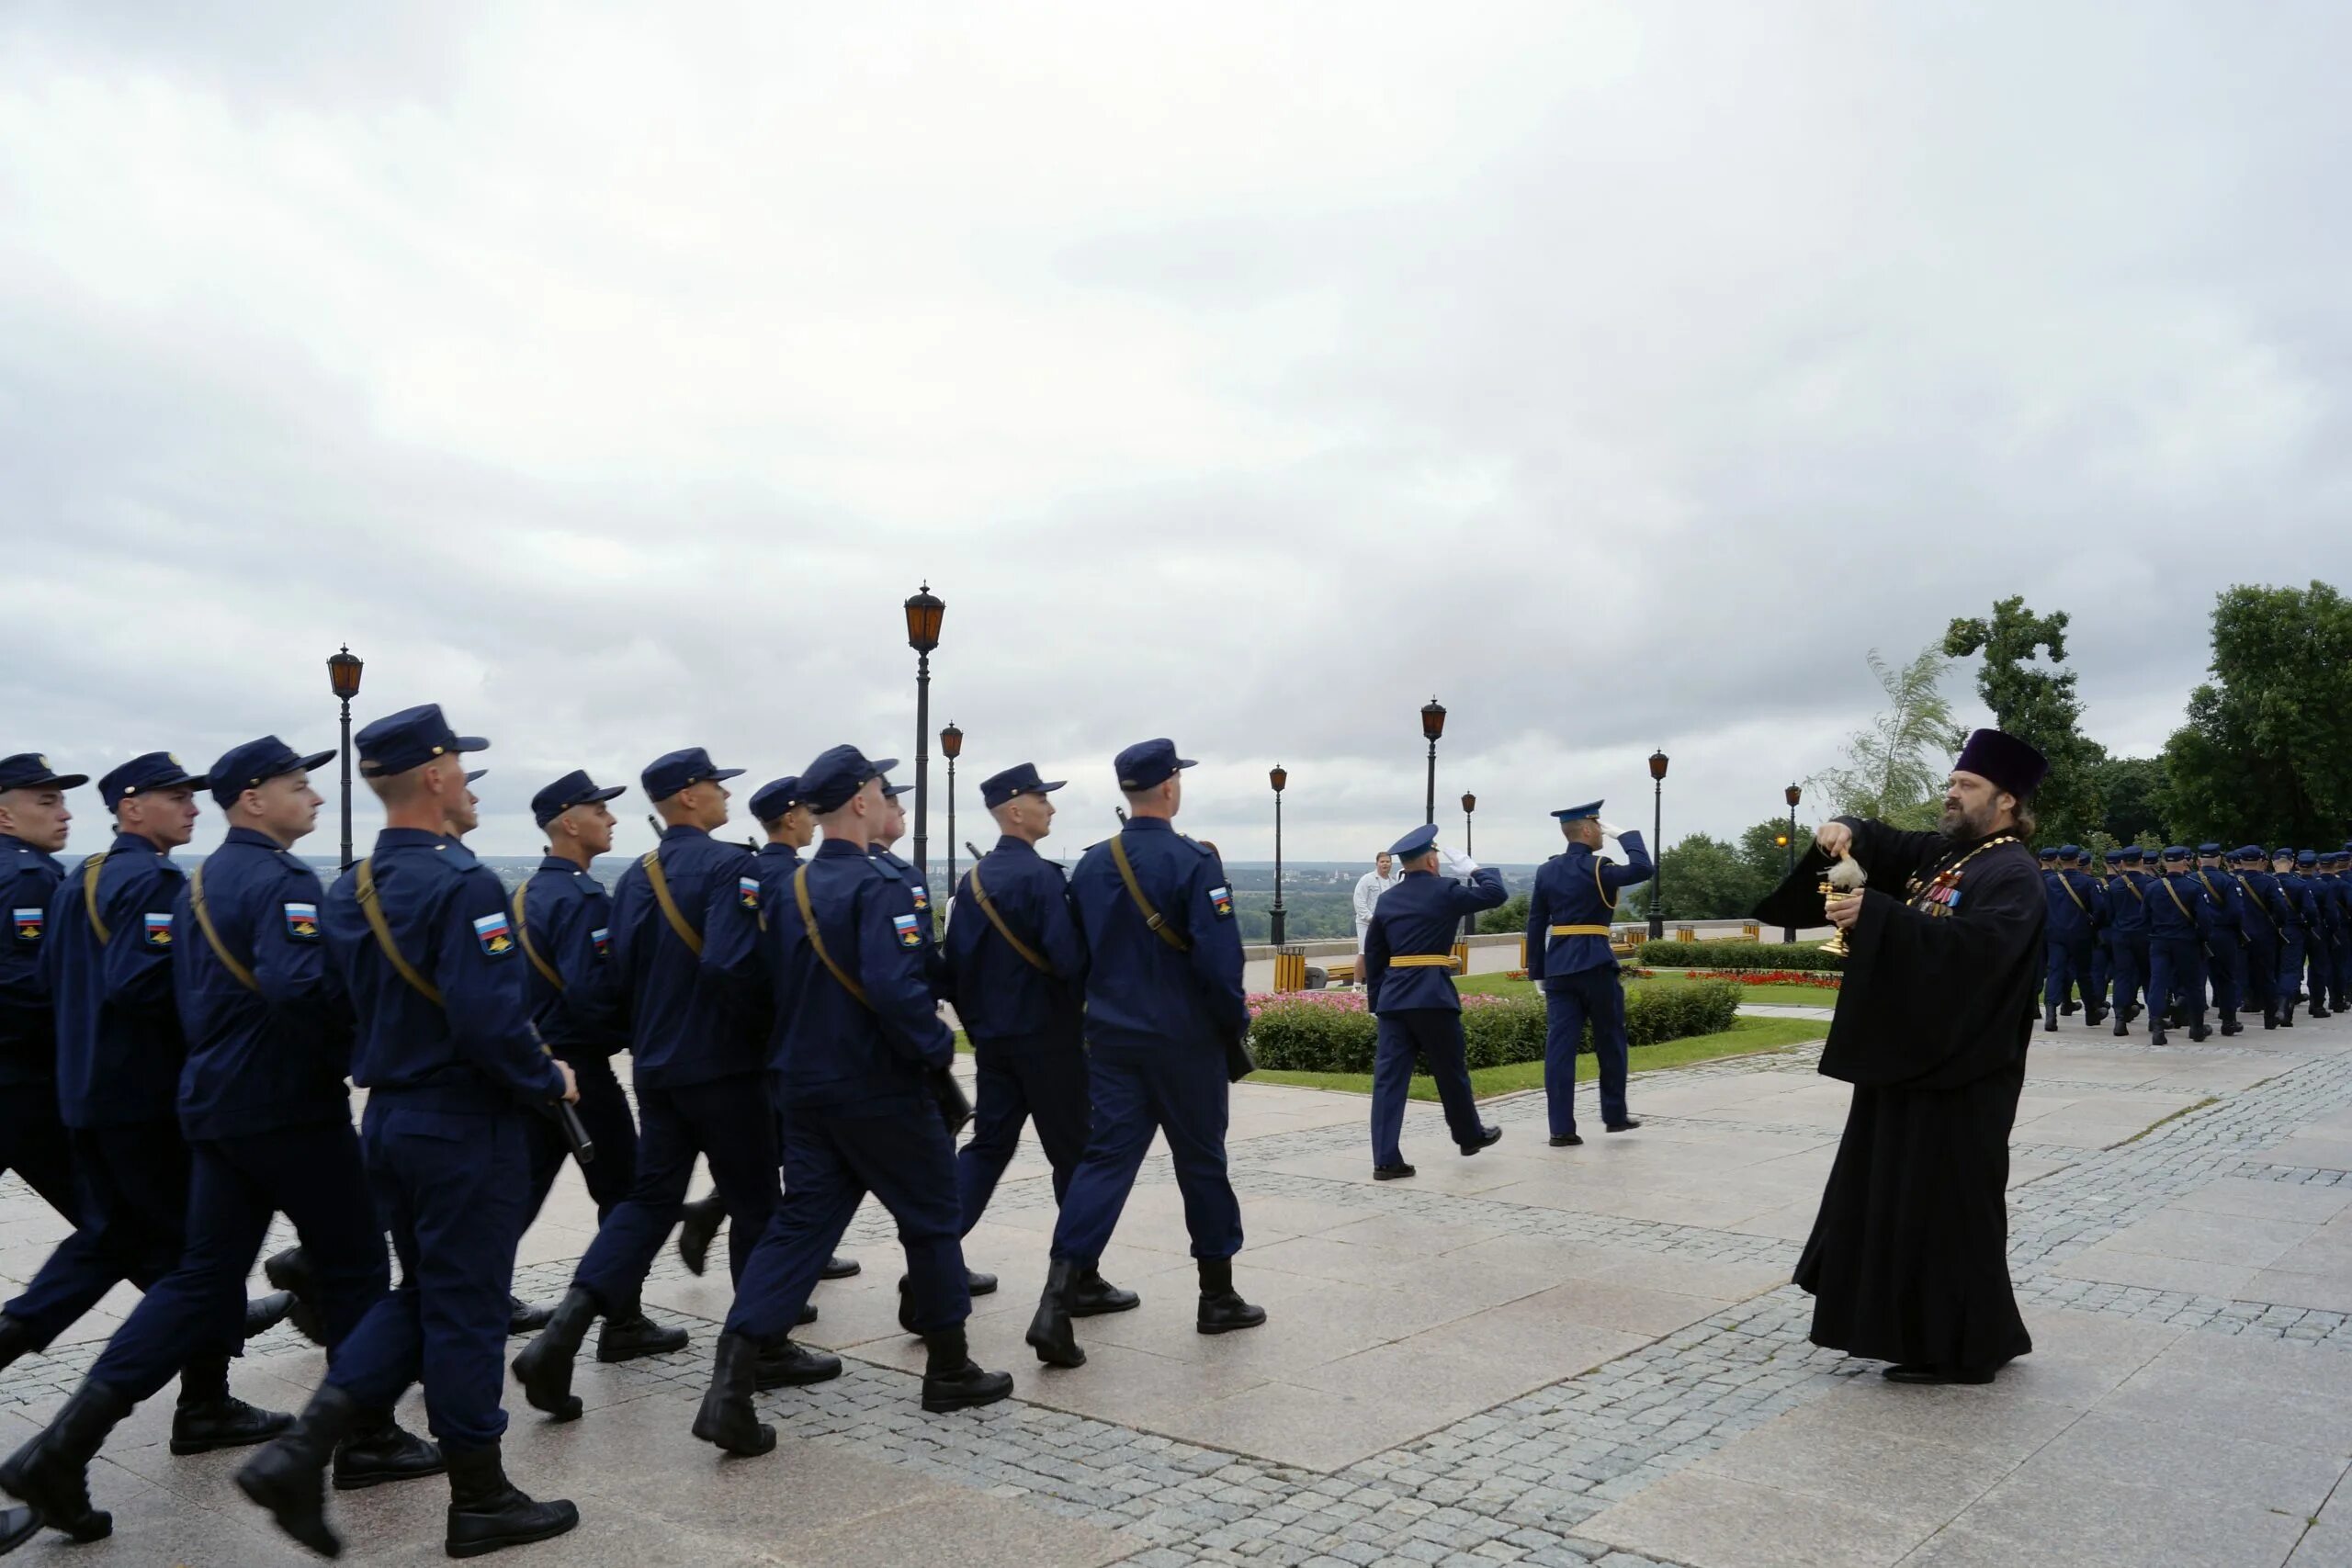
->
xmin=2041 ymin=846 xmax=2103 ymax=1031
xmin=946 ymin=763 xmax=1136 ymax=1314
xmin=2194 ymin=844 xmax=2250 ymax=1035
xmin=1026 ymin=739 xmax=1262 ymax=1370
xmin=1523 ymin=801 xmax=1653 ymax=1145
xmin=2231 ymin=846 xmax=2283 ymax=1030
xmin=3 ymin=739 xmax=442 ymax=1547
xmin=693 ymin=746 xmax=1008 ymax=1456
xmin=2107 ymin=847 xmax=2153 ymax=1033
xmin=234 ymin=706 xmax=580 ymax=1559
xmin=2144 ymin=847 xmax=2214 ymax=1044
xmin=514 ymin=748 xmax=789 ymax=1420
xmin=1363 ymin=822 xmax=1506 ymax=1179
xmin=0 ymin=755 xmax=292 ymax=1517
xmin=2082 ymin=849 xmax=2112 ymax=1017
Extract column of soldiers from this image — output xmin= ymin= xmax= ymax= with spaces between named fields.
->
xmin=2035 ymin=841 xmax=2352 ymax=1042
xmin=0 ymin=717 xmax=1272 ymax=1559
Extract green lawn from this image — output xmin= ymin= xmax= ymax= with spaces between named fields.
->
xmin=1249 ymin=1015 xmax=1829 ymax=1100
xmin=1453 ymin=973 xmax=1837 ymax=1009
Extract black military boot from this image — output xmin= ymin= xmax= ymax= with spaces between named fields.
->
xmin=2086 ymin=1002 xmax=2108 ymax=1027
xmin=2220 ymin=1010 xmax=2244 ymax=1037
xmin=510 ymin=1286 xmax=599 ymax=1422
xmin=1069 ymin=1268 xmax=1140 ymax=1317
xmin=2060 ymin=998 xmax=2079 ymax=1015
xmin=2265 ymin=1005 xmax=2279 ymax=1030
xmin=1195 ymin=1257 xmax=1267 ymax=1336
xmin=2312 ymin=1001 xmax=2332 ymax=1020
xmin=821 ymin=1253 xmax=862 ymax=1280
xmin=1459 ymin=1125 xmax=1503 ymax=1156
xmin=443 ymin=1442 xmax=578 ymax=1558
xmin=506 ymin=1295 xmax=552 ymax=1336
xmin=753 ymin=1338 xmax=842 ymax=1391
xmin=2150 ymin=1021 xmax=2169 ymax=1045
xmin=332 ymin=1408 xmax=443 ymax=1491
xmin=689 ymin=1333 xmax=775 ymax=1457
xmin=2188 ymin=1019 xmax=2212 ymax=1042
xmin=171 ymin=1357 xmax=293 ymax=1454
xmin=235 ymin=1382 xmax=363 ymax=1557
xmin=0 ymin=1381 xmax=130 ymax=1542
xmin=921 ymin=1326 xmax=1013 ymax=1414
xmin=1025 ymin=1258 xmax=1085 ymax=1368
xmin=263 ymin=1246 xmax=328 ymax=1347
xmin=2043 ymin=1004 xmax=2059 ymax=1032
xmin=244 ymin=1289 xmax=296 ymax=1342
xmin=0 ymin=1506 xmax=36 ymax=1553
xmin=675 ymin=1190 xmax=726 ymax=1277
xmin=594 ymin=1291 xmax=689 ymax=1363
xmin=2112 ymin=1013 xmax=2131 ymax=1035
xmin=0 ymin=1313 xmax=34 ymax=1375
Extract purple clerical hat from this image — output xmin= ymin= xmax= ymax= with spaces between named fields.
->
xmin=1953 ymin=728 xmax=2048 ymax=797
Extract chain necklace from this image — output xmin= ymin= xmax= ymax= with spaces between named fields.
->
xmin=1904 ymin=832 xmax=2023 ymax=915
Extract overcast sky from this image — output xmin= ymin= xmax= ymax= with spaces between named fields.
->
xmin=7 ymin=2 xmax=2348 ymax=867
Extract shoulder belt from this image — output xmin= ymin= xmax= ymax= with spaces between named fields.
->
xmin=81 ymin=852 xmax=111 ymax=943
xmin=2059 ymin=874 xmax=2088 ymax=915
xmin=513 ymin=879 xmax=565 ymax=993
xmin=640 ymin=848 xmax=703 ymax=955
xmin=1108 ymin=833 xmax=1189 ymax=953
xmin=2161 ymin=877 xmax=2193 ymax=920
xmin=2235 ymin=874 xmax=2283 ymax=942
xmin=2121 ymin=876 xmax=2144 ymax=902
xmin=967 ymin=863 xmax=1050 ymax=974
xmin=355 ymin=857 xmax=443 ymax=1006
xmin=188 ymin=863 xmax=260 ymax=993
xmin=793 ymin=863 xmax=871 ymax=1010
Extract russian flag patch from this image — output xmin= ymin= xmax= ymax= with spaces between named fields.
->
xmin=473 ymin=911 xmax=515 ymax=956
xmin=11 ymin=908 xmax=40 ymax=943
xmin=910 ymin=885 xmax=929 ymax=911
xmin=592 ymin=926 xmax=611 ymax=957
xmin=739 ymin=875 xmax=760 ymax=910
xmin=283 ymin=902 xmax=320 ymax=940
xmin=142 ymin=911 xmax=175 ymax=948
xmin=893 ymin=912 xmax=923 ymax=948
xmin=1210 ymin=886 xmax=1234 ymax=919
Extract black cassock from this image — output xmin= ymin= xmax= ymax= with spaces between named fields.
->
xmin=1755 ymin=817 xmax=2046 ymax=1376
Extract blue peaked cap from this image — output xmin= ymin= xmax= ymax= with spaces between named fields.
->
xmin=1388 ymin=823 xmax=1440 ymax=858
xmin=1551 ymin=800 xmax=1603 ymax=822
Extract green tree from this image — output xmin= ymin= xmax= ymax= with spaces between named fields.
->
xmin=1943 ymin=597 xmax=2103 ymax=842
xmin=1736 ymin=818 xmax=1806 ymax=892
xmin=2088 ymin=755 xmax=2168 ymax=845
xmin=1813 ymin=643 xmax=1965 ymax=829
xmin=1640 ymin=832 xmax=1770 ymax=921
xmin=2160 ymin=582 xmax=2352 ymax=845
xmin=1478 ymin=890 xmax=1531 ymax=935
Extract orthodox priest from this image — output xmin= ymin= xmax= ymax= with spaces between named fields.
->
xmin=1755 ymin=728 xmax=2047 ymax=1385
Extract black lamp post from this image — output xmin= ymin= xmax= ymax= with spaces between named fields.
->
xmin=1269 ymin=765 xmax=1288 ymax=946
xmin=1420 ymin=697 xmax=1446 ymax=825
xmin=1460 ymin=791 xmax=1478 ymax=942
xmin=903 ymin=584 xmax=944 ymax=883
xmin=1783 ymin=782 xmax=1802 ymax=943
xmin=327 ymin=646 xmax=364 ymax=869
xmin=941 ymin=722 xmax=963 ymax=896
xmin=1647 ymin=749 xmax=1669 ymax=941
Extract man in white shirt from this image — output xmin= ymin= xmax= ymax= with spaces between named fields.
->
xmin=1353 ymin=852 xmax=1398 ymax=987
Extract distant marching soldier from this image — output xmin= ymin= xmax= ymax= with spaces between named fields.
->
xmin=2083 ymin=850 xmax=2112 ymax=1017
xmin=2231 ymin=846 xmax=2283 ymax=1030
xmin=1362 ymin=822 xmax=1507 ymax=1179
xmin=2106 ymin=847 xmax=2153 ymax=1034
xmin=2143 ymin=847 xmax=2213 ymax=1044
xmin=2293 ymin=850 xmax=2330 ymax=1018
xmin=2193 ymin=844 xmax=2250 ymax=1035
xmin=2271 ymin=849 xmax=2312 ymax=1025
xmin=693 ymin=746 xmax=1007 ymax=1457
xmin=5 ymin=739 xmax=442 ymax=1549
xmin=2318 ymin=851 xmax=2349 ymax=1014
xmin=2040 ymin=847 xmax=2103 ymax=1031
xmin=235 ymin=705 xmax=581 ymax=1559
xmin=1026 ymin=739 xmax=1262 ymax=1370
xmin=1523 ymin=801 xmax=1653 ymax=1145
xmin=946 ymin=763 xmax=1136 ymax=1314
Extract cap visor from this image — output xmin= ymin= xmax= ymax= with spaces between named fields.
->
xmin=179 ymin=773 xmax=213 ymax=792
xmin=454 ymin=735 xmax=491 ymax=754
xmin=590 ymin=784 xmax=627 ymax=804
xmin=1037 ymin=779 xmax=1068 ymax=793
xmin=868 ymin=758 xmax=900 ymax=775
xmin=464 ymin=770 xmax=487 ymax=784
xmin=1173 ymin=758 xmax=1198 ymax=772
xmin=296 ymin=750 xmax=337 ymax=773
xmin=43 ymin=773 xmax=89 ymax=790
xmin=709 ymin=768 xmax=746 ymax=783
xmin=881 ymin=784 xmax=912 ymax=798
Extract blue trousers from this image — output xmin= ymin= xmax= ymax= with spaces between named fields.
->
xmin=2314 ymin=933 xmax=2340 ymax=1010
xmin=1051 ymin=1043 xmax=1241 ymax=1265
xmin=2243 ymin=936 xmax=2277 ymax=1013
xmin=729 ymin=1100 xmax=967 ymax=1341
xmin=1369 ymin=1010 xmax=1484 ymax=1168
xmin=2088 ymin=941 xmax=2110 ymax=1010
xmin=93 ymin=1121 xmax=386 ymax=1404
xmin=0 ymin=1084 xmax=116 ymax=1343
xmin=1543 ymin=968 xmax=1628 ymax=1137
xmin=2044 ymin=936 xmax=2097 ymax=1012
xmin=2279 ymin=932 xmax=2307 ymax=1005
xmin=2206 ymin=935 xmax=2245 ymax=1017
xmin=526 ymin=1050 xmax=639 ymax=1225
xmin=956 ymin=1032 xmax=1091 ymax=1234
xmin=574 ymin=1074 xmax=776 ymax=1311
xmin=327 ymin=1096 xmax=532 ymax=1454
xmin=2111 ymin=935 xmax=2148 ymax=1018
xmin=2335 ymin=932 xmax=2351 ymax=1008
xmin=2146 ymin=937 xmax=2208 ymax=1026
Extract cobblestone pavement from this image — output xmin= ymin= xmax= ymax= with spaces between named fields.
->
xmin=7 ymin=1006 xmax=2352 ymax=1566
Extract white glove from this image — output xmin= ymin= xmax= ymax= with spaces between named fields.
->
xmin=1597 ymin=820 xmax=1624 ymax=840
xmin=1442 ymin=847 xmax=1480 ymax=878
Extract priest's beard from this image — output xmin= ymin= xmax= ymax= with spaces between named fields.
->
xmin=1939 ymin=796 xmax=1999 ymax=841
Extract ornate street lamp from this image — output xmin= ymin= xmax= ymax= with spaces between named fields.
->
xmin=1647 ymin=749 xmax=1669 ymax=941
xmin=1420 ymin=697 xmax=1446 ymax=826
xmin=1783 ymin=782 xmax=1803 ymax=943
xmin=326 ymin=646 xmax=364 ymax=869
xmin=1460 ymin=791 xmax=1478 ymax=942
xmin=1269 ymin=765 xmax=1288 ymax=946
xmin=941 ymin=722 xmax=963 ymax=895
xmin=903 ymin=584 xmax=944 ymax=882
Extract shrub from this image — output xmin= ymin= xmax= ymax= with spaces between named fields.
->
xmin=1637 ymin=940 xmax=1844 ymax=972
xmin=1477 ymin=891 xmax=1531 ymax=935
xmin=1247 ymin=980 xmax=1743 ymax=1074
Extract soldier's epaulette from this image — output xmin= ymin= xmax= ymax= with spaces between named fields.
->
xmin=871 ymin=856 xmax=902 ymax=883
xmin=1180 ymin=835 xmax=1215 ymax=858
xmin=443 ymin=841 xmax=482 ymax=873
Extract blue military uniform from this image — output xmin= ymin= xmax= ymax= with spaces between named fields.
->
xmin=1523 ymin=802 xmax=1652 ymax=1142
xmin=514 ymin=771 xmax=635 ymax=1222
xmin=1363 ymin=822 xmax=1507 ymax=1174
xmin=2192 ymin=845 xmax=2249 ymax=1034
xmin=1025 ymin=739 xmax=1260 ymax=1371
xmin=2273 ymin=851 xmax=2314 ymax=1024
xmin=2230 ymin=847 xmax=2282 ymax=1028
xmin=2143 ymin=848 xmax=2214 ymax=1042
xmin=2106 ymin=848 xmax=2152 ymax=1032
xmin=2040 ymin=846 xmax=2105 ymax=1030
xmin=2082 ymin=852 xmax=2112 ymax=1015
xmin=2317 ymin=852 xmax=2348 ymax=1013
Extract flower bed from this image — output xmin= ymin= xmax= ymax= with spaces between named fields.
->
xmin=1637 ymin=940 xmax=1844 ymax=972
xmin=1246 ymin=980 xmax=1742 ymax=1075
xmin=1691 ymin=969 xmax=1841 ymax=991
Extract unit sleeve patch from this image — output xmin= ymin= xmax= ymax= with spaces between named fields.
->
xmin=892 ymin=912 xmax=924 ymax=948
xmin=283 ymin=902 xmax=321 ymax=941
xmin=142 ymin=911 xmax=175 ymax=948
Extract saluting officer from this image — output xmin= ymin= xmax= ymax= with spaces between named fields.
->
xmin=2194 ymin=844 xmax=2250 ymax=1035
xmin=235 ymin=705 xmax=580 ymax=1559
xmin=2106 ymin=847 xmax=2153 ymax=1033
xmin=2231 ymin=846 xmax=2283 ymax=1029
xmin=1524 ymin=801 xmax=1653 ymax=1145
xmin=2144 ymin=847 xmax=2213 ymax=1044
xmin=514 ymin=748 xmax=784 ymax=1419
xmin=1026 ymin=739 xmax=1261 ymax=1370
xmin=694 ymin=746 xmax=1007 ymax=1457
xmin=1363 ymin=822 xmax=1506 ymax=1179
xmin=5 ymin=739 xmax=442 ymax=1546
xmin=947 ymin=763 xmax=1134 ymax=1314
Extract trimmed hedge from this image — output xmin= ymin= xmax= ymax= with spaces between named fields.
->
xmin=1637 ymin=940 xmax=1844 ymax=973
xmin=1248 ymin=982 xmax=1743 ymax=1075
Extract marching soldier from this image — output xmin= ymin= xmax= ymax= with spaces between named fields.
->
xmin=694 ymin=746 xmax=1004 ymax=1456
xmin=2272 ymin=849 xmax=2312 ymax=1025
xmin=2318 ymin=851 xmax=2348 ymax=1014
xmin=2143 ymin=847 xmax=2213 ymax=1044
xmin=2231 ymin=846 xmax=2284 ymax=1029
xmin=2194 ymin=844 xmax=2249 ymax=1035
xmin=1363 ymin=822 xmax=1506 ymax=1179
xmin=235 ymin=705 xmax=580 ymax=1558
xmin=946 ymin=763 xmax=1134 ymax=1314
xmin=1523 ymin=801 xmax=1652 ymax=1145
xmin=2041 ymin=846 xmax=2104 ymax=1031
xmin=1026 ymin=739 xmax=1261 ymax=1369
xmin=2293 ymin=851 xmax=2329 ymax=1018
xmin=2107 ymin=847 xmax=2153 ymax=1034
xmin=2083 ymin=849 xmax=2112 ymax=1018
